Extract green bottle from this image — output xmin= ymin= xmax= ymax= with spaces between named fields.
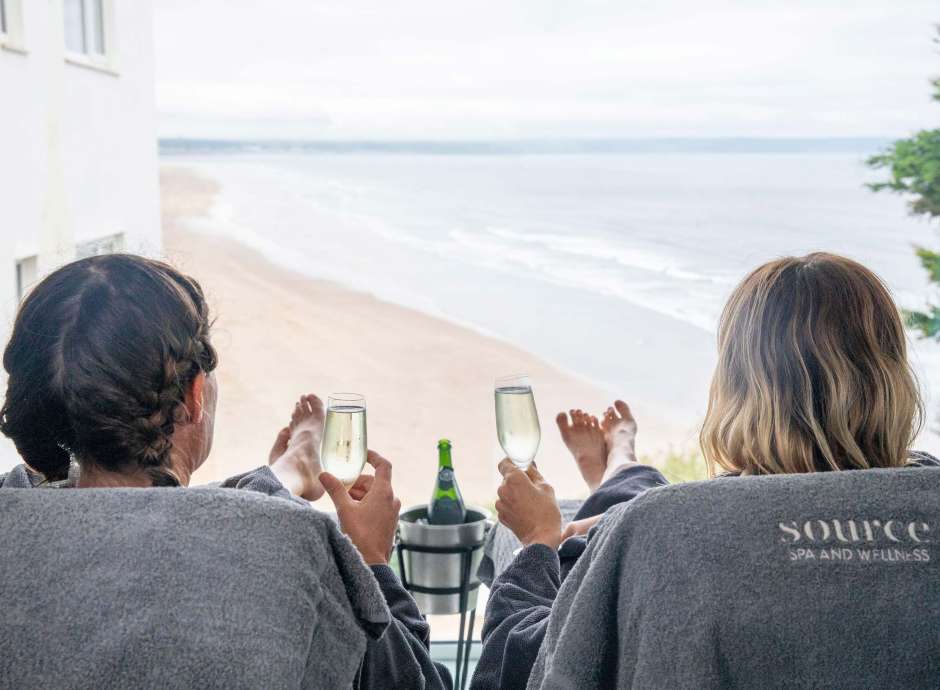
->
xmin=427 ymin=439 xmax=466 ymax=525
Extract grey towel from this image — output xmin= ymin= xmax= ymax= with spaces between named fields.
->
xmin=529 ymin=466 xmax=940 ymax=689
xmin=0 ymin=482 xmax=390 ymax=689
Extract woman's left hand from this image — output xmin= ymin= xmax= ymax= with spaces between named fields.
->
xmin=495 ymin=459 xmax=563 ymax=550
xmin=560 ymin=514 xmax=603 ymax=542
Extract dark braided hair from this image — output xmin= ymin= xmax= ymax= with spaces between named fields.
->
xmin=0 ymin=254 xmax=218 ymax=486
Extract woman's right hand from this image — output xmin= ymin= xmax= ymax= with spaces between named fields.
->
xmin=320 ymin=451 xmax=401 ymax=566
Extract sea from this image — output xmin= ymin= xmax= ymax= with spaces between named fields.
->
xmin=161 ymin=139 xmax=940 ymax=448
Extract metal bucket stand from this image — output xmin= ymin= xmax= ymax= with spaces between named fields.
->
xmin=395 ymin=537 xmax=486 ymax=690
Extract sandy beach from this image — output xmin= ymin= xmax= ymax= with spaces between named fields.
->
xmin=161 ymin=165 xmax=685 ymax=507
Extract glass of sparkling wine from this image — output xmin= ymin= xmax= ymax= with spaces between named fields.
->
xmin=320 ymin=393 xmax=368 ymax=485
xmin=495 ymin=374 xmax=541 ymax=469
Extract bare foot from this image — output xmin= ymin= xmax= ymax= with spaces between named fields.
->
xmin=557 ymin=409 xmax=607 ymax=492
xmin=268 ymin=427 xmax=290 ymax=464
xmin=601 ymin=400 xmax=639 ymax=483
xmin=269 ymin=394 xmax=326 ymax=501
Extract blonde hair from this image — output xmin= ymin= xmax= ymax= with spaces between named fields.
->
xmin=701 ymin=253 xmax=923 ymax=476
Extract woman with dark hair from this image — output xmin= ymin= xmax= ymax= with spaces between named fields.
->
xmin=0 ymin=252 xmax=320 ymax=493
xmin=473 ymin=252 xmax=940 ymax=689
xmin=0 ymin=254 xmax=450 ymax=689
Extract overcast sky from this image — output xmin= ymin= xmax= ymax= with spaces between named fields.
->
xmin=153 ymin=0 xmax=939 ymax=140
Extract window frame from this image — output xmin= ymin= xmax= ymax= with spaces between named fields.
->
xmin=63 ymin=0 xmax=118 ymax=75
xmin=0 ymin=0 xmax=27 ymax=55
xmin=14 ymin=255 xmax=39 ymax=302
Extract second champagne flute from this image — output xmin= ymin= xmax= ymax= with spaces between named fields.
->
xmin=495 ymin=374 xmax=541 ymax=469
xmin=320 ymin=393 xmax=368 ymax=485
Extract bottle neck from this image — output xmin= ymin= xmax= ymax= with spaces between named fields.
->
xmin=438 ymin=445 xmax=453 ymax=469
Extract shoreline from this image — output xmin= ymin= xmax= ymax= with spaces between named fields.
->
xmin=164 ymin=156 xmax=713 ymax=439
xmin=161 ymin=165 xmax=694 ymax=505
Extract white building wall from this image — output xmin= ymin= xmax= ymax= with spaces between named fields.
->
xmin=0 ymin=0 xmax=160 ymax=470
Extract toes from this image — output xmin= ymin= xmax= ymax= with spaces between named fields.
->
xmin=614 ymin=400 xmax=633 ymax=421
xmin=590 ymin=415 xmax=600 ymax=429
xmin=295 ymin=396 xmax=315 ymax=419
xmin=307 ymin=394 xmax=325 ymax=417
xmin=290 ymin=395 xmax=326 ymax=435
xmin=602 ymin=408 xmax=617 ymax=428
xmin=298 ymin=394 xmax=325 ymax=418
xmin=556 ymin=411 xmax=571 ymax=433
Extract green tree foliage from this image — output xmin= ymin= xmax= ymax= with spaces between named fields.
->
xmin=646 ymin=449 xmax=708 ymax=483
xmin=867 ymin=28 xmax=940 ymax=337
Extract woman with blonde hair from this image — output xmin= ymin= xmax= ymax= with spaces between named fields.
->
xmin=473 ymin=252 xmax=939 ymax=690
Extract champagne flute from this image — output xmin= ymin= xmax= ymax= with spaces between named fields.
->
xmin=495 ymin=374 xmax=541 ymax=469
xmin=320 ymin=393 xmax=367 ymax=485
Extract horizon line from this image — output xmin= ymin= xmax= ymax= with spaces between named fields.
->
xmin=159 ymin=136 xmax=891 ymax=156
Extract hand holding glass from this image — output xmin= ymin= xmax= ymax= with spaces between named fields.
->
xmin=495 ymin=374 xmax=541 ymax=469
xmin=320 ymin=393 xmax=368 ymax=485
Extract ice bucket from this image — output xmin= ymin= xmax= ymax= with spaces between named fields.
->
xmin=396 ymin=505 xmax=493 ymax=615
